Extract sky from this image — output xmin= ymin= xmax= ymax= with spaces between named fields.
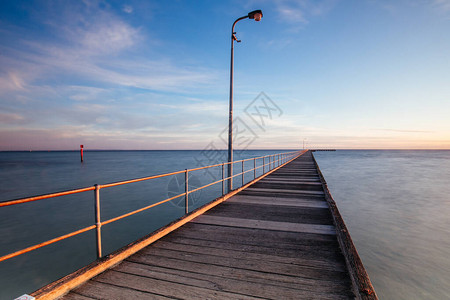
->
xmin=0 ymin=0 xmax=449 ymax=150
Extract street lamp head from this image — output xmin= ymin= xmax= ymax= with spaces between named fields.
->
xmin=248 ymin=10 xmax=263 ymax=21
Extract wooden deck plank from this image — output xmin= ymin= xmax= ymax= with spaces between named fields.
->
xmin=127 ymin=253 xmax=353 ymax=292
xmin=135 ymin=247 xmax=346 ymax=279
xmin=251 ymin=182 xmax=324 ymax=192
xmin=256 ymin=179 xmax=322 ymax=184
xmin=191 ymin=215 xmax=336 ymax=235
xmin=159 ymin=234 xmax=343 ymax=262
xmin=258 ymin=179 xmax=323 ymax=184
xmin=115 ymin=261 xmax=353 ymax=299
xmin=92 ymin=270 xmax=263 ymax=300
xmin=259 ymin=176 xmax=320 ymax=181
xmin=238 ymin=189 xmax=325 ymax=199
xmin=72 ymin=281 xmax=172 ymax=299
xmin=119 ymin=261 xmax=354 ymax=297
xmin=268 ymin=174 xmax=319 ymax=178
xmin=150 ymin=240 xmax=346 ymax=272
xmin=244 ymin=187 xmax=325 ymax=195
xmin=61 ymin=293 xmax=95 ymax=300
xmin=169 ymin=223 xmax=341 ymax=249
xmin=204 ymin=202 xmax=333 ymax=224
xmin=229 ymin=194 xmax=328 ymax=208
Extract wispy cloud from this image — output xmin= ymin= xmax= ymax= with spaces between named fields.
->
xmin=0 ymin=2 xmax=218 ymax=97
xmin=277 ymin=4 xmax=308 ymax=24
xmin=0 ymin=1 xmax=224 ymax=150
xmin=242 ymin=0 xmax=337 ymax=27
xmin=77 ymin=20 xmax=140 ymax=55
xmin=433 ymin=0 xmax=450 ymax=11
xmin=371 ymin=128 xmax=434 ymax=133
xmin=122 ymin=5 xmax=133 ymax=14
xmin=0 ymin=72 xmax=26 ymax=92
xmin=0 ymin=112 xmax=25 ymax=124
xmin=273 ymin=0 xmax=337 ymax=25
xmin=66 ymin=86 xmax=109 ymax=102
xmin=369 ymin=0 xmax=450 ymax=14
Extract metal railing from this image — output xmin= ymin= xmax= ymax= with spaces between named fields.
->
xmin=0 ymin=150 xmax=302 ymax=263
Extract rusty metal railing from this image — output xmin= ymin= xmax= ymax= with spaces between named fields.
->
xmin=0 ymin=150 xmax=301 ymax=263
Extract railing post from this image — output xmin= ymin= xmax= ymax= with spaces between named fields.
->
xmin=253 ymin=157 xmax=256 ymax=179
xmin=242 ymin=160 xmax=244 ymax=186
xmin=263 ymin=156 xmax=265 ymax=173
xmin=185 ymin=169 xmax=189 ymax=214
xmin=229 ymin=162 xmax=233 ymax=192
xmin=222 ymin=163 xmax=225 ymax=196
xmin=94 ymin=184 xmax=102 ymax=259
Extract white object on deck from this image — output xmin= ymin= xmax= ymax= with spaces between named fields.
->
xmin=14 ymin=295 xmax=35 ymax=300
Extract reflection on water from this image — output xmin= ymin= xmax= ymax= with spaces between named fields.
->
xmin=313 ymin=150 xmax=450 ymax=300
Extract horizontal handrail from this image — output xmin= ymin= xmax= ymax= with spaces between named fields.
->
xmin=101 ymin=170 xmax=187 ymax=189
xmin=0 ymin=225 xmax=97 ymax=263
xmin=0 ymin=150 xmax=302 ymax=264
xmin=0 ymin=186 xmax=96 ymax=207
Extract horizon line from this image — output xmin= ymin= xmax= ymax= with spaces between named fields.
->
xmin=1 ymin=148 xmax=450 ymax=152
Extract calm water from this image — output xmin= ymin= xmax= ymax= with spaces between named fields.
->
xmin=314 ymin=150 xmax=450 ymax=300
xmin=0 ymin=150 xmax=286 ymax=300
xmin=1 ymin=150 xmax=449 ymax=299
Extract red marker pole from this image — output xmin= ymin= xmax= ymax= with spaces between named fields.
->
xmin=80 ymin=145 xmax=84 ymax=162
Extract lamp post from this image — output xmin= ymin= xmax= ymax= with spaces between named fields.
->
xmin=228 ymin=9 xmax=263 ymax=191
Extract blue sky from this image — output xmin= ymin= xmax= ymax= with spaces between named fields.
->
xmin=0 ymin=0 xmax=449 ymax=150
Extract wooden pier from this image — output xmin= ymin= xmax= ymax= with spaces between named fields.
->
xmin=36 ymin=151 xmax=376 ymax=299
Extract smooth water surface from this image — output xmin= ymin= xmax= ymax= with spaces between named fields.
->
xmin=314 ymin=150 xmax=450 ymax=300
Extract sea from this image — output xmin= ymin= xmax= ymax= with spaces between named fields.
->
xmin=0 ymin=150 xmax=449 ymax=299
xmin=313 ymin=150 xmax=450 ymax=300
